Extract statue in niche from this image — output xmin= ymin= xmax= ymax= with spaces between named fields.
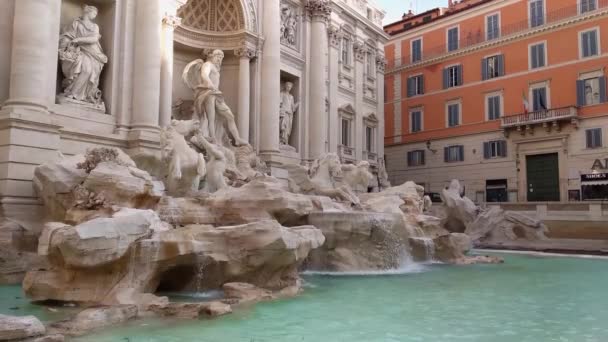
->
xmin=182 ymin=50 xmax=249 ymax=147
xmin=279 ymin=82 xmax=299 ymax=146
xmin=57 ymin=5 xmax=108 ymax=112
xmin=281 ymin=5 xmax=298 ymax=47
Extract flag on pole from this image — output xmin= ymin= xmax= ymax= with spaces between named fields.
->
xmin=522 ymin=91 xmax=529 ymax=114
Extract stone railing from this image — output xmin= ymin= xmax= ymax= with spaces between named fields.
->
xmin=362 ymin=150 xmax=378 ymax=164
xmin=501 ymin=106 xmax=578 ymax=129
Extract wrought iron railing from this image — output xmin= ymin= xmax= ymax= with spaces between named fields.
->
xmin=386 ymin=0 xmax=608 ymax=71
xmin=501 ymin=106 xmax=578 ymax=128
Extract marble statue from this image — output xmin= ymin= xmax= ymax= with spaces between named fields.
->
xmin=279 ymin=82 xmax=299 ymax=146
xmin=160 ymin=126 xmax=207 ymax=196
xmin=377 ymin=157 xmax=391 ymax=190
xmin=281 ymin=5 xmax=298 ymax=47
xmin=191 ymin=133 xmax=228 ymax=193
xmin=341 ymin=160 xmax=374 ymax=193
xmin=57 ymin=5 xmax=107 ymax=112
xmin=182 ymin=50 xmax=248 ymax=147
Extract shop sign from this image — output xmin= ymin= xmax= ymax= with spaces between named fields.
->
xmin=581 ymin=173 xmax=608 ymax=182
xmin=591 ymin=158 xmax=608 ymax=170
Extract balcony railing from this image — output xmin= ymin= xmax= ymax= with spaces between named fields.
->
xmin=386 ymin=1 xmax=608 ymax=71
xmin=501 ymin=106 xmax=578 ymax=128
xmin=338 ymin=145 xmax=355 ymax=161
xmin=362 ymin=150 xmax=378 ymax=163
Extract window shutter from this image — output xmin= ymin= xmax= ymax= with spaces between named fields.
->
xmin=498 ymin=54 xmax=505 ymax=76
xmin=481 ymin=58 xmax=488 ymax=81
xmin=586 ymin=129 xmax=593 ymax=148
xmin=444 ymin=147 xmax=449 ymax=162
xmin=483 ymin=142 xmax=490 ymax=159
xmin=457 ymin=65 xmax=463 ymax=86
xmin=500 ymin=140 xmax=508 ymax=157
xmin=407 ymin=77 xmax=413 ymax=97
xmin=459 ymin=145 xmax=465 ymax=161
xmin=591 ymin=31 xmax=598 ymax=55
xmin=421 ymin=151 xmax=425 ymax=165
xmin=539 ymin=44 xmax=545 ymax=67
xmin=595 ymin=129 xmax=602 ymax=148
xmin=599 ymin=76 xmax=607 ymax=103
xmin=583 ymin=32 xmax=590 ymax=57
xmin=530 ymin=45 xmax=537 ymax=68
xmin=443 ymin=68 xmax=448 ymax=89
xmin=407 ymin=152 xmax=412 ymax=166
xmin=420 ymin=75 xmax=425 ymax=95
xmin=576 ymin=80 xmax=586 ymax=106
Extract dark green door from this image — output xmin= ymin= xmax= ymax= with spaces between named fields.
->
xmin=526 ymin=153 xmax=560 ymax=202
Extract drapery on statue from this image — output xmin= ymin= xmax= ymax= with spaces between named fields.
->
xmin=182 ymin=50 xmax=248 ymax=147
xmin=58 ymin=5 xmax=107 ymax=110
xmin=279 ymin=82 xmax=299 ymax=146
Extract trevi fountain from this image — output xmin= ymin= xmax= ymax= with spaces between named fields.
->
xmin=0 ymin=1 xmax=607 ymax=342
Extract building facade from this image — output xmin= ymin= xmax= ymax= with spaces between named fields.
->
xmin=384 ymin=0 xmax=608 ymax=203
xmin=0 ymin=0 xmax=387 ymax=220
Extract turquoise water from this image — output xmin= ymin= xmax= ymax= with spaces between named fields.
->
xmin=4 ymin=253 xmax=608 ymax=341
xmin=0 ymin=285 xmax=76 ymax=322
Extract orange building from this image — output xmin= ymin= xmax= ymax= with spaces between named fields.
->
xmin=383 ymin=0 xmax=608 ymax=203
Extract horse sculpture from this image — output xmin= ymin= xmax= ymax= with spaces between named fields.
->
xmin=160 ymin=127 xmax=206 ymax=196
xmin=286 ymin=153 xmax=361 ymax=207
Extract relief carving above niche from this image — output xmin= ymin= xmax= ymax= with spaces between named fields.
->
xmin=280 ymin=3 xmax=299 ymax=49
xmin=57 ymin=5 xmax=107 ymax=113
xmin=178 ymin=0 xmax=245 ymax=32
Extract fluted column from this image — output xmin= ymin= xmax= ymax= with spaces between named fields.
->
xmin=235 ymin=47 xmax=256 ymax=142
xmin=306 ymin=0 xmax=331 ymax=160
xmin=327 ymin=25 xmax=342 ymax=154
xmin=131 ymin=0 xmax=162 ymax=134
xmin=2 ymin=0 xmax=60 ymax=114
xmin=259 ymin=0 xmax=281 ymax=155
xmin=376 ymin=53 xmax=387 ymax=160
xmin=159 ymin=15 xmax=181 ymax=128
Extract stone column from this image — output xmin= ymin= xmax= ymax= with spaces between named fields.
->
xmin=259 ymin=0 xmax=281 ymax=155
xmin=235 ymin=46 xmax=256 ymax=142
xmin=159 ymin=15 xmax=181 ymax=128
xmin=327 ymin=25 xmax=341 ymax=154
xmin=353 ymin=41 xmax=366 ymax=161
xmin=376 ymin=53 xmax=387 ymax=159
xmin=2 ymin=0 xmax=60 ymax=114
xmin=131 ymin=0 xmax=162 ymax=137
xmin=306 ymin=0 xmax=331 ymax=160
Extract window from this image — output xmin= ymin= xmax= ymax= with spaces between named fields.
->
xmin=366 ymin=51 xmax=374 ymax=76
xmin=580 ymin=29 xmax=599 ymax=58
xmin=443 ymin=65 xmax=463 ymax=88
xmin=486 ymin=14 xmax=500 ymax=40
xmin=365 ymin=126 xmax=375 ymax=152
xmin=529 ymin=0 xmax=544 ymax=27
xmin=341 ymin=38 xmax=351 ymax=65
xmin=482 ymin=54 xmax=504 ymax=80
xmin=529 ymin=42 xmax=546 ymax=69
xmin=423 ymin=15 xmax=432 ymax=23
xmin=532 ymin=87 xmax=548 ymax=111
xmin=580 ymin=0 xmax=597 ymax=13
xmin=407 ymin=150 xmax=425 ymax=166
xmin=411 ymin=38 xmax=422 ymax=63
xmin=407 ymin=75 xmax=424 ymax=97
xmin=483 ymin=140 xmax=507 ymax=159
xmin=447 ymin=103 xmax=460 ymax=127
xmin=444 ymin=145 xmax=464 ymax=162
xmin=586 ymin=128 xmax=603 ymax=148
xmin=577 ymin=75 xmax=607 ymax=106
xmin=487 ymin=95 xmax=502 ymax=120
xmin=447 ymin=27 xmax=459 ymax=52
xmin=341 ymin=118 xmax=352 ymax=146
xmin=410 ymin=110 xmax=423 ymax=133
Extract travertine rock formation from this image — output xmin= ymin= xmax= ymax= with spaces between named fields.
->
xmin=0 ymin=314 xmax=45 ymax=341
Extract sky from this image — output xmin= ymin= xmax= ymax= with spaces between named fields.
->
xmin=375 ymin=0 xmax=448 ymax=25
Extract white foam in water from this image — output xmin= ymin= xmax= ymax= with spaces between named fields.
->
xmin=161 ymin=290 xmax=223 ymax=299
xmin=302 ymin=262 xmax=429 ymax=276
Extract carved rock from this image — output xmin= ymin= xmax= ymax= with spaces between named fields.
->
xmin=0 ymin=314 xmax=45 ymax=341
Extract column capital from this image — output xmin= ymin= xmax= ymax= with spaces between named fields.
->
xmin=162 ymin=15 xmax=182 ymax=28
xmin=305 ymin=0 xmax=331 ymax=22
xmin=376 ymin=55 xmax=387 ymax=73
xmin=353 ymin=41 xmax=366 ymax=62
xmin=234 ymin=46 xmax=257 ymax=59
xmin=327 ymin=25 xmax=342 ymax=49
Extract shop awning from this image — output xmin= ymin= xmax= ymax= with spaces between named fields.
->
xmin=582 ymin=180 xmax=608 ymax=186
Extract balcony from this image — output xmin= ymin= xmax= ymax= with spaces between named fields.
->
xmin=386 ymin=1 xmax=608 ymax=72
xmin=362 ymin=150 xmax=378 ymax=164
xmin=338 ymin=145 xmax=356 ymax=162
xmin=501 ymin=106 xmax=579 ymax=135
